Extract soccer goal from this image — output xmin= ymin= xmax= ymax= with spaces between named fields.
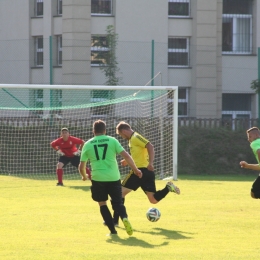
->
xmin=0 ymin=84 xmax=178 ymax=180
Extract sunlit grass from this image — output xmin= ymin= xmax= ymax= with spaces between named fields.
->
xmin=0 ymin=174 xmax=260 ymax=260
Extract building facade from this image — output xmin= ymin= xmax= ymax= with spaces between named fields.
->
xmin=0 ymin=0 xmax=259 ymax=120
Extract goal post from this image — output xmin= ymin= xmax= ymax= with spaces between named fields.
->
xmin=0 ymin=84 xmax=178 ymax=181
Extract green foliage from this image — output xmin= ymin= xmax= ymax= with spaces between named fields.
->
xmin=250 ymin=79 xmax=260 ymax=93
xmin=100 ymin=25 xmax=122 ymax=86
xmin=178 ymin=127 xmax=255 ymax=175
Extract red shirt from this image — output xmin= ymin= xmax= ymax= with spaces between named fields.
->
xmin=51 ymin=136 xmax=84 ymax=157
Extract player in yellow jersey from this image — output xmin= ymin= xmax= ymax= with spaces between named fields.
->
xmin=110 ymin=121 xmax=180 ymax=226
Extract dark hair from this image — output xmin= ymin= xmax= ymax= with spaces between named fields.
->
xmin=116 ymin=121 xmax=131 ymax=134
xmin=93 ymin=120 xmax=106 ymax=134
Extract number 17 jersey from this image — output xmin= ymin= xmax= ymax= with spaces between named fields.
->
xmin=80 ymin=135 xmax=124 ymax=181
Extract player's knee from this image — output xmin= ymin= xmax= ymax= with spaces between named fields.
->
xmin=251 ymin=190 xmax=260 ymax=199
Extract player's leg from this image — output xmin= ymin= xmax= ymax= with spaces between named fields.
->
xmin=112 ymin=171 xmax=140 ymax=224
xmin=92 ymin=180 xmax=117 ymax=235
xmin=71 ymin=156 xmax=92 ymax=180
xmin=251 ymin=175 xmax=260 ymax=199
xmin=141 ymin=168 xmax=180 ymax=204
xmin=109 ymin=180 xmax=133 ymax=236
xmin=56 ymin=156 xmax=70 ymax=186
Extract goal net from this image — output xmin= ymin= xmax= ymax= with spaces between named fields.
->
xmin=0 ymin=84 xmax=178 ymax=180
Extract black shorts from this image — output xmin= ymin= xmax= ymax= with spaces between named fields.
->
xmin=251 ymin=175 xmax=260 ymax=193
xmin=59 ymin=156 xmax=80 ymax=168
xmin=121 ymin=168 xmax=156 ymax=193
xmin=91 ymin=180 xmax=122 ymax=203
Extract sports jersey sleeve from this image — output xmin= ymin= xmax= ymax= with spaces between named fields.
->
xmin=250 ymin=140 xmax=260 ymax=164
xmin=51 ymin=138 xmax=60 ymax=149
xmin=70 ymin=136 xmax=84 ymax=145
xmin=80 ymin=142 xmax=89 ymax=162
xmin=132 ymin=133 xmax=149 ymax=147
xmin=114 ymin=138 xmax=125 ymax=154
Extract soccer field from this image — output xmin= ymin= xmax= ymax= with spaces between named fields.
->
xmin=0 ymin=175 xmax=259 ymax=260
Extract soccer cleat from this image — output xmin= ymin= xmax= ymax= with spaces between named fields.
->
xmin=103 ymin=221 xmax=119 ymax=227
xmin=122 ymin=218 xmax=133 ymax=236
xmin=167 ymin=181 xmax=180 ymax=194
xmin=56 ymin=182 xmax=64 ymax=186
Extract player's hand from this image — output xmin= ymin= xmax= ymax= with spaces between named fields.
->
xmin=57 ymin=150 xmax=65 ymax=156
xmin=73 ymin=150 xmax=81 ymax=156
xmin=240 ymin=161 xmax=248 ymax=168
xmin=81 ymin=175 xmax=88 ymax=181
xmin=121 ymin=159 xmax=128 ymax=167
xmin=134 ymin=169 xmax=142 ymax=178
xmin=147 ymin=163 xmax=154 ymax=171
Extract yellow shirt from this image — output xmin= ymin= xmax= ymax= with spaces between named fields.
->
xmin=129 ymin=132 xmax=149 ymax=168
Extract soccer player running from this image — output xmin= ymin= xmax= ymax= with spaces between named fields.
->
xmin=240 ymin=126 xmax=260 ymax=199
xmin=112 ymin=121 xmax=180 ymax=225
xmin=78 ymin=120 xmax=142 ymax=236
xmin=51 ymin=127 xmax=91 ymax=186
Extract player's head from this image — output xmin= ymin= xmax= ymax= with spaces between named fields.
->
xmin=93 ymin=120 xmax=106 ymax=135
xmin=116 ymin=121 xmax=132 ymax=140
xmin=246 ymin=127 xmax=260 ymax=143
xmin=60 ymin=127 xmax=70 ymax=140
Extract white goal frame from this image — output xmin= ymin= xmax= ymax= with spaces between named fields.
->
xmin=0 ymin=84 xmax=178 ymax=180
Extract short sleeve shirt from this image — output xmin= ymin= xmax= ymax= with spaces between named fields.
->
xmin=80 ymin=135 xmax=124 ymax=181
xmin=129 ymin=132 xmax=149 ymax=168
xmin=250 ymin=138 xmax=260 ymax=164
xmin=51 ymin=136 xmax=84 ymax=157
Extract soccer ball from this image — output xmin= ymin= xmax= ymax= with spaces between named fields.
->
xmin=146 ymin=207 xmax=161 ymax=222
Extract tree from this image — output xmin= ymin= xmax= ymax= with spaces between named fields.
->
xmin=250 ymin=79 xmax=260 ymax=93
xmin=100 ymin=25 xmax=122 ymax=86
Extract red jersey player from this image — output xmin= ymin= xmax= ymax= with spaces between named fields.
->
xmin=50 ymin=127 xmax=91 ymax=186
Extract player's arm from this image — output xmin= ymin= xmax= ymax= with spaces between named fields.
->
xmin=120 ymin=150 xmax=142 ymax=178
xmin=240 ymin=161 xmax=260 ymax=171
xmin=78 ymin=161 xmax=88 ymax=181
xmin=50 ymin=141 xmax=64 ymax=155
xmin=146 ymin=142 xmax=155 ymax=171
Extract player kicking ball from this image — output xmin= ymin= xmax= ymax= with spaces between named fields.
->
xmin=51 ymin=127 xmax=91 ymax=186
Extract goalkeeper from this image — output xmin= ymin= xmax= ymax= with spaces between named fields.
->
xmin=50 ymin=127 xmax=91 ymax=186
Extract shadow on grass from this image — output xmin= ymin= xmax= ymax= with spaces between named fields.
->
xmin=106 ymin=227 xmax=193 ymax=248
xmin=67 ymin=185 xmax=91 ymax=192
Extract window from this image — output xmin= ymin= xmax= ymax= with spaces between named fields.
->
xmin=168 ymin=0 xmax=190 ymax=17
xmin=90 ymin=90 xmax=115 ymax=116
xmin=168 ymin=38 xmax=189 ymax=67
xmin=35 ymin=37 xmax=43 ymax=67
xmin=91 ymin=36 xmax=109 ymax=66
xmin=57 ymin=36 xmax=62 ymax=66
xmin=91 ymin=0 xmax=112 ymax=15
xmin=57 ymin=0 xmax=62 ymax=15
xmin=222 ymin=93 xmax=252 ymax=129
xmin=168 ymin=88 xmax=188 ymax=116
xmin=222 ymin=0 xmax=253 ymax=54
xmin=35 ymin=0 xmax=43 ymax=16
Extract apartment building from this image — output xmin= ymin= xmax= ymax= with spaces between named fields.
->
xmin=0 ymin=0 xmax=259 ymax=120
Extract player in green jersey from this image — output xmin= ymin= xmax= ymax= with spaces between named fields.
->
xmin=240 ymin=126 xmax=260 ymax=199
xmin=78 ymin=120 xmax=142 ymax=236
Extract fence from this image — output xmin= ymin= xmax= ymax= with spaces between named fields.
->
xmin=0 ymin=117 xmax=258 ymax=131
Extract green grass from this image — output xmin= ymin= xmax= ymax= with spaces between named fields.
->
xmin=1 ymin=175 xmax=260 ymax=260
